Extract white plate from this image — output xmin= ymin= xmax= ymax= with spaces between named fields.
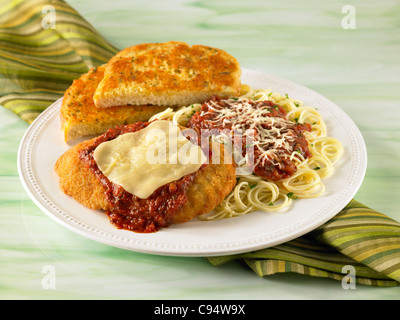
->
xmin=17 ymin=68 xmax=367 ymax=257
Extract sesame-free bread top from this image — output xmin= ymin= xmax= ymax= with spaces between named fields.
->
xmin=93 ymin=41 xmax=242 ymax=108
xmin=61 ymin=65 xmax=166 ymax=142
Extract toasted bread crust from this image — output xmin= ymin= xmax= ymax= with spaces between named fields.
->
xmin=93 ymin=41 xmax=241 ymax=108
xmin=61 ymin=65 xmax=166 ymax=142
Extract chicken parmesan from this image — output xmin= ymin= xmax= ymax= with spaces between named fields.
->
xmin=55 ymin=120 xmax=237 ymax=233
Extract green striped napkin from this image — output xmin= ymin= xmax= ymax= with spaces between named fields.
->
xmin=2 ymin=0 xmax=399 ymax=287
xmin=0 ymin=0 xmax=118 ymax=123
xmin=207 ymin=200 xmax=400 ymax=287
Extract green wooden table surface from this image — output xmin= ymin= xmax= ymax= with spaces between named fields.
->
xmin=1 ymin=0 xmax=400 ymax=299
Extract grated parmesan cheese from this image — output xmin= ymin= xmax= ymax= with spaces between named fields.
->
xmin=188 ymin=97 xmax=312 ymax=180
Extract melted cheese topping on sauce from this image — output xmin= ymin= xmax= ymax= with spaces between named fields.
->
xmin=201 ymin=99 xmax=300 ymax=168
xmin=93 ymin=120 xmax=207 ymax=199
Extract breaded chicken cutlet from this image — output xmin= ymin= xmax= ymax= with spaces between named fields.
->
xmin=54 ymin=121 xmax=237 ymax=233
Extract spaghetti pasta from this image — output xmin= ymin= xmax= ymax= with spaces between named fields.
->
xmin=150 ymin=85 xmax=343 ymax=221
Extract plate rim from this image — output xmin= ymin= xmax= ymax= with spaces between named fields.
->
xmin=17 ymin=68 xmax=368 ymax=256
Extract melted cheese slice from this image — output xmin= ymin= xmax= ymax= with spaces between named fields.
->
xmin=93 ymin=120 xmax=207 ymax=199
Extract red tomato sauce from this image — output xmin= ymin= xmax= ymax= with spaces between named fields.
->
xmin=187 ymin=96 xmax=312 ymax=181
